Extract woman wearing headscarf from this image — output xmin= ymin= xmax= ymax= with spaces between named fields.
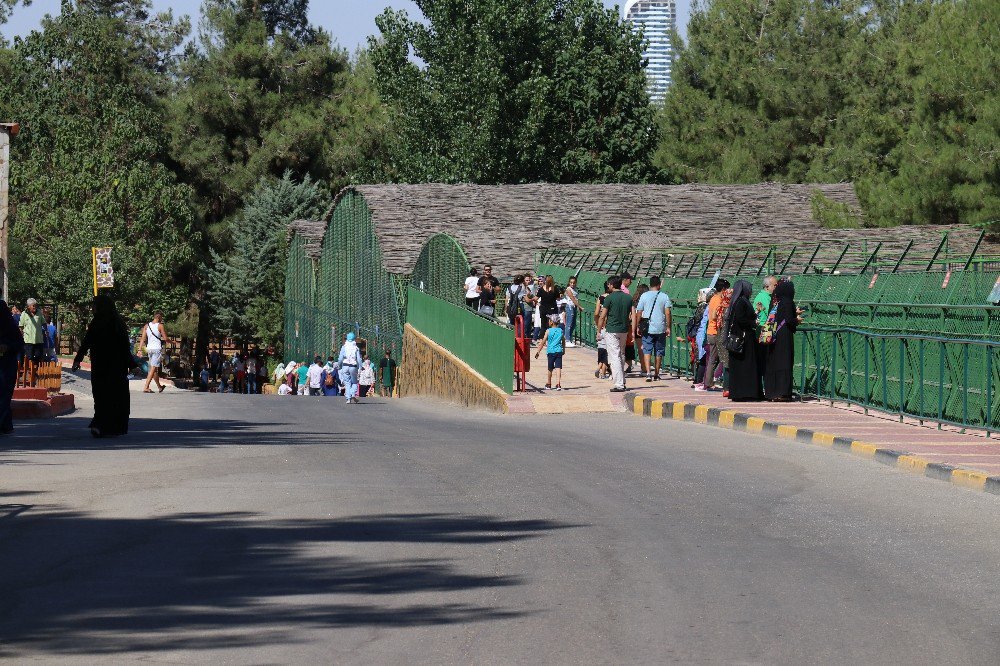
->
xmin=724 ymin=280 xmax=762 ymax=401
xmin=72 ymin=295 xmax=138 ymax=437
xmin=692 ymin=288 xmax=714 ymax=389
xmin=0 ymin=300 xmax=23 ymax=434
xmin=337 ymin=332 xmax=363 ymax=404
xmin=764 ymin=280 xmax=799 ymax=401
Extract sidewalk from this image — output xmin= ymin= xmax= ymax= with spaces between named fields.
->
xmin=507 ymin=345 xmax=1000 ymax=493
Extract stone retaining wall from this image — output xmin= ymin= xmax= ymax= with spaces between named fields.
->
xmin=399 ymin=324 xmax=508 ymax=413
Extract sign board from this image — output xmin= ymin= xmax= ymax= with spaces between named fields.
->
xmin=92 ymin=247 xmax=114 ymax=296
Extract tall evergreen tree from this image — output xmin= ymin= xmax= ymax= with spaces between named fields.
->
xmin=369 ymin=0 xmax=659 ymax=184
xmin=205 ymin=173 xmax=329 ymax=347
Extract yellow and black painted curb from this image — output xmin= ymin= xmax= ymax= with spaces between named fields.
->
xmin=625 ymin=392 xmax=1000 ymax=497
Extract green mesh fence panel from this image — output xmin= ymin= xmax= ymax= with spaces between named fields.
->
xmin=284 ymin=234 xmax=318 ymax=361
xmin=315 ymin=190 xmax=404 ymax=357
xmin=284 ymin=191 xmax=405 ymax=362
xmin=411 ymin=233 xmax=471 ymax=306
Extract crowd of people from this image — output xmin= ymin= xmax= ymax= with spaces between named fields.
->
xmin=688 ymin=275 xmax=802 ymax=402
xmin=269 ymin=340 xmax=398 ymax=403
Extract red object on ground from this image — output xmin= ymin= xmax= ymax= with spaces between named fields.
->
xmin=13 ymin=387 xmax=48 ymax=401
xmin=513 ymin=315 xmax=530 ymax=392
xmin=11 ymin=393 xmax=76 ymax=419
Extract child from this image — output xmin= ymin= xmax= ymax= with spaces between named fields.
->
xmin=596 ymin=327 xmax=609 ymax=379
xmin=534 ymin=314 xmax=565 ymax=391
xmin=277 ymin=378 xmax=292 ymax=395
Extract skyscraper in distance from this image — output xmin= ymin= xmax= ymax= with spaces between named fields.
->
xmin=622 ymin=0 xmax=676 ymax=104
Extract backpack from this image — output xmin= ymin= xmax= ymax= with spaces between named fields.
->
xmin=506 ymin=284 xmax=523 ymax=324
xmin=324 ymin=371 xmax=335 ymax=387
xmin=686 ymin=303 xmax=706 ymax=340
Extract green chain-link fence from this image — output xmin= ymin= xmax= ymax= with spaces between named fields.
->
xmin=411 ymin=233 xmax=471 ymax=307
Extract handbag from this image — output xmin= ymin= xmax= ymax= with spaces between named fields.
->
xmin=758 ymin=305 xmax=785 ymax=345
xmin=724 ymin=327 xmax=745 ymax=354
xmin=638 ymin=293 xmax=661 ymax=337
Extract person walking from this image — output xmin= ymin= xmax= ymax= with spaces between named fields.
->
xmin=704 ymin=279 xmax=731 ymax=391
xmin=0 ymin=301 xmax=22 ymax=434
xmin=520 ymin=275 xmax=540 ymax=340
xmin=18 ymin=298 xmax=46 ymax=387
xmin=359 ymin=356 xmax=376 ymax=397
xmin=307 ymin=356 xmax=324 ymax=396
xmin=338 ymin=332 xmax=363 ymax=404
xmin=245 ymin=354 xmax=258 ymax=394
xmin=563 ymin=275 xmax=581 ymax=347
xmin=537 ymin=276 xmax=560 ymax=324
xmin=321 ymin=358 xmax=340 ymax=396
xmin=627 ymin=283 xmax=648 ymax=376
xmin=138 ymin=312 xmax=167 ymax=394
xmin=725 ymin=280 xmax=763 ymax=402
xmin=464 ymin=267 xmax=480 ymax=310
xmin=764 ymin=280 xmax=801 ymax=401
xmin=597 ymin=276 xmax=631 ymax=393
xmin=44 ymin=311 xmax=57 ymax=362
xmin=534 ymin=314 xmax=566 ymax=390
xmin=379 ymin=349 xmax=397 ymax=397
xmin=72 ymin=296 xmax=138 ymax=437
xmin=693 ymin=288 xmax=714 ymax=390
xmin=634 ymin=276 xmax=672 ymax=382
xmin=296 ymin=361 xmax=309 ymax=396
xmin=478 ymin=279 xmax=497 ymax=318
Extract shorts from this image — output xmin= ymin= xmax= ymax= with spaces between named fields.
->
xmin=597 ymin=348 xmax=608 ymax=364
xmin=547 ymin=352 xmax=563 ymax=371
xmin=23 ymin=343 xmax=44 ymax=363
xmin=642 ymin=333 xmax=666 ymax=357
xmin=147 ymin=349 xmax=162 ymax=368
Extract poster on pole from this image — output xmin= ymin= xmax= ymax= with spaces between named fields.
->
xmin=92 ymin=247 xmax=114 ymax=296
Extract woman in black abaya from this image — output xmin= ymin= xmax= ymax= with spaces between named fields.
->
xmin=764 ymin=280 xmax=799 ymax=401
xmin=73 ymin=296 xmax=138 ymax=437
xmin=0 ymin=301 xmax=22 ymax=434
xmin=725 ymin=280 xmax=762 ymax=402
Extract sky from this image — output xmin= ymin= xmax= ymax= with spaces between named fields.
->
xmin=1 ymin=1 xmax=692 ymax=51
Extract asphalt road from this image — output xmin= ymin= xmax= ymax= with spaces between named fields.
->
xmin=1 ymin=390 xmax=999 ymax=664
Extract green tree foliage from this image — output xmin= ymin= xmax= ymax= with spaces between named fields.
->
xmin=658 ymin=0 xmax=999 ymax=227
xmin=205 ymin=173 xmax=329 ymax=347
xmin=369 ymin=0 xmax=659 ymax=184
xmin=0 ymin=2 xmax=197 ymax=318
xmin=168 ymin=0 xmax=386 ymax=231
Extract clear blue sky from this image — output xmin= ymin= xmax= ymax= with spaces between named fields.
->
xmin=1 ymin=0 xmax=691 ymax=51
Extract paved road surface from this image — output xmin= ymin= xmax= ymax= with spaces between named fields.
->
xmin=2 ymin=392 xmax=999 ymax=664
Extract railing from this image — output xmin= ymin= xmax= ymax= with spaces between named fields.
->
xmin=796 ymin=327 xmax=1000 ymax=434
xmin=406 ymin=287 xmax=514 ymax=394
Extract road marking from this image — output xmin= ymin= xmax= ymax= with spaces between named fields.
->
xmin=952 ymin=469 xmax=989 ymax=490
xmin=897 ymin=455 xmax=929 ymax=473
xmin=776 ymin=424 xmax=798 ymax=440
xmin=812 ymin=432 xmax=836 ymax=447
xmin=650 ymin=399 xmax=666 ymax=419
xmin=850 ymin=441 xmax=878 ymax=458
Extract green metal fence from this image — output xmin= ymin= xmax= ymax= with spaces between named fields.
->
xmin=797 ymin=327 xmax=1000 ymax=433
xmin=411 ymin=233 xmax=471 ymax=307
xmin=407 ymin=287 xmax=514 ymax=394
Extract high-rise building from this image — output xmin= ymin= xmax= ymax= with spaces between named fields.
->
xmin=622 ymin=0 xmax=676 ymax=104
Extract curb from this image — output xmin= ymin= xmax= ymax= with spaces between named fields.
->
xmin=625 ymin=392 xmax=1000 ymax=497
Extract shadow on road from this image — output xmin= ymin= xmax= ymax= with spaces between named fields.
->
xmin=1 ymin=416 xmax=363 ymax=455
xmin=0 ymin=506 xmax=577 ymax=656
